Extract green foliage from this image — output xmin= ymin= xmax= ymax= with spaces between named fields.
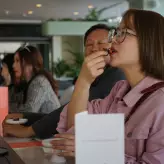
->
xmin=85 ymin=2 xmax=124 ymax=21
xmin=52 ymin=59 xmax=71 ymax=77
xmin=58 ymin=18 xmax=74 ymax=21
xmin=52 ymin=50 xmax=84 ymax=78
xmin=85 ymin=7 xmax=108 ymax=21
xmin=66 ymin=50 xmax=84 ymax=77
xmin=47 ymin=2 xmax=123 ymax=22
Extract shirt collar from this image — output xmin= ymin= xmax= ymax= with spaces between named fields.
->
xmin=123 ymin=76 xmax=162 ymax=107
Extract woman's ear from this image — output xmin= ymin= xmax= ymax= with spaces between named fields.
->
xmin=26 ymin=64 xmax=33 ymax=75
xmin=23 ymin=64 xmax=33 ymax=81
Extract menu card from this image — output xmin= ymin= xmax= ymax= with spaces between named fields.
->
xmin=75 ymin=112 xmax=124 ymax=164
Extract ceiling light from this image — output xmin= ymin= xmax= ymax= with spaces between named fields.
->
xmin=28 ymin=11 xmax=33 ymax=15
xmin=108 ymin=19 xmax=113 ymax=23
xmin=36 ymin=4 xmax=42 ymax=8
xmin=0 ymin=54 xmax=4 ymax=60
xmin=73 ymin=12 xmax=79 ymax=15
xmin=5 ymin=10 xmax=9 ymax=15
xmin=88 ymin=5 xmax=94 ymax=9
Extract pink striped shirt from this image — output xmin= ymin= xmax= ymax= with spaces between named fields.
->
xmin=57 ymin=77 xmax=164 ymax=164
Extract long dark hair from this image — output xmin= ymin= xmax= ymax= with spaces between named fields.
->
xmin=1 ymin=54 xmax=15 ymax=85
xmin=15 ymin=45 xmax=58 ymax=102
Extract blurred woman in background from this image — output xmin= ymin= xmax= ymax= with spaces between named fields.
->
xmin=11 ymin=45 xmax=61 ymax=113
xmin=2 ymin=46 xmax=61 ymax=137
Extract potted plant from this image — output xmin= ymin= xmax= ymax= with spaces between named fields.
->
xmin=52 ymin=50 xmax=84 ymax=78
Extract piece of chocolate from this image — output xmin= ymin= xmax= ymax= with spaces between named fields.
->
xmin=13 ymin=118 xmax=19 ymax=121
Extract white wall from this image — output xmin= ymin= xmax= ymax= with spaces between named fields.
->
xmin=52 ymin=36 xmax=62 ymax=62
xmin=144 ymin=0 xmax=164 ymax=15
xmin=61 ymin=36 xmax=84 ymax=64
xmin=0 ymin=42 xmax=22 ymax=53
xmin=52 ymin=36 xmax=84 ymax=63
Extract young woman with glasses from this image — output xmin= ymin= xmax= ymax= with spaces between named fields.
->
xmin=51 ymin=9 xmax=164 ymax=163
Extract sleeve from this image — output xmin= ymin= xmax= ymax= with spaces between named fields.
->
xmin=57 ymin=81 xmax=125 ymax=134
xmin=23 ymin=112 xmax=46 ymax=126
xmin=17 ymin=77 xmax=47 ymax=113
xmin=125 ymin=128 xmax=164 ymax=164
xmin=31 ymin=105 xmax=64 ymax=139
xmin=56 ymin=104 xmax=75 ymax=134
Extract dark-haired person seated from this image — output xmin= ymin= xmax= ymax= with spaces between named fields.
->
xmin=12 ymin=45 xmax=60 ymax=113
xmin=51 ymin=9 xmax=164 ymax=164
xmin=3 ymin=24 xmax=125 ymax=139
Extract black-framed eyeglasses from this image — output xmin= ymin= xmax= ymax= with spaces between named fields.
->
xmin=108 ymin=28 xmax=136 ymax=44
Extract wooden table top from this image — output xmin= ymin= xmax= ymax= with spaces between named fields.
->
xmin=0 ymin=136 xmax=25 ymax=164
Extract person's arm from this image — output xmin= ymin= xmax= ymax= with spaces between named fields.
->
xmin=2 ymin=112 xmax=46 ymax=127
xmin=3 ymin=105 xmax=64 ymax=138
xmin=67 ymin=51 xmax=107 ymax=129
xmin=23 ymin=112 xmax=46 ymax=126
xmin=57 ymin=81 xmax=125 ymax=134
xmin=67 ymin=78 xmax=90 ymax=129
xmin=31 ymin=105 xmax=65 ymax=139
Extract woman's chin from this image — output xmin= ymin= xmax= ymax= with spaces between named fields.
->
xmin=109 ymin=60 xmax=119 ymax=68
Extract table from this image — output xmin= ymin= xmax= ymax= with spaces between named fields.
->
xmin=4 ymin=137 xmax=75 ymax=164
xmin=0 ymin=136 xmax=25 ymax=164
xmin=14 ymin=146 xmax=75 ymax=164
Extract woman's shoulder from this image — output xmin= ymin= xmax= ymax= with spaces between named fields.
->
xmin=102 ymin=80 xmax=130 ymax=103
xmin=30 ymin=74 xmax=49 ymax=86
xmin=150 ymin=87 xmax=164 ymax=106
xmin=111 ymin=80 xmax=129 ymax=94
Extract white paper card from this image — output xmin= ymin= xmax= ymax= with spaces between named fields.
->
xmin=75 ymin=113 xmax=124 ymax=164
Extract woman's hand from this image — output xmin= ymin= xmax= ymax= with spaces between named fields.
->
xmin=51 ymin=134 xmax=75 ymax=157
xmin=67 ymin=50 xmax=109 ymax=129
xmin=79 ymin=51 xmax=108 ymax=86
xmin=3 ymin=124 xmax=34 ymax=138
